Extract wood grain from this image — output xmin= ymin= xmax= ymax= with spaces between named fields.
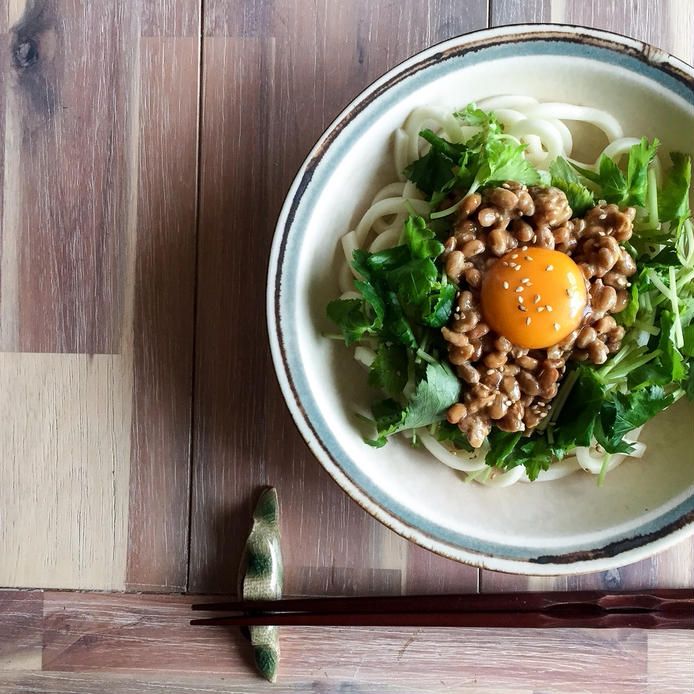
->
xmin=126 ymin=3 xmax=200 ymax=591
xmin=1 ymin=590 xmax=686 ymax=693
xmin=0 ymin=0 xmax=198 ymax=590
xmin=188 ymin=0 xmax=487 ymax=595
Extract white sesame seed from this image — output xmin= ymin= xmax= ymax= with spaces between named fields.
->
xmin=525 ymin=256 xmax=533 ymax=261
xmin=487 ymin=369 xmax=494 ymax=375
xmin=537 ymin=306 xmax=545 ymax=312
xmin=546 ymin=305 xmax=553 ymax=312
xmin=521 ymin=245 xmax=528 ymax=251
xmin=518 ymin=305 xmax=527 ymax=312
xmin=502 ymin=262 xmax=510 ymax=267
xmin=533 ymin=295 xmax=540 ymax=304
xmin=511 ymin=254 xmax=519 ymax=259
xmin=515 ymin=286 xmax=523 ymax=293
xmin=553 ymin=322 xmax=560 ymax=331
xmin=525 ymin=317 xmax=531 ymax=325
xmin=502 ymin=281 xmax=509 ymax=289
xmin=514 ymin=265 xmax=521 ymax=271
xmin=546 ymin=264 xmax=554 ymax=271
xmin=520 ymin=277 xmax=530 ymax=284
xmin=517 ymin=296 xmax=524 ymax=304
xmin=599 ymin=213 xmax=607 ymax=220
xmin=505 ymin=400 xmax=512 ymax=407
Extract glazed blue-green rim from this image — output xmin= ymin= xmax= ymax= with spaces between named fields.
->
xmin=268 ymin=25 xmax=694 ymax=573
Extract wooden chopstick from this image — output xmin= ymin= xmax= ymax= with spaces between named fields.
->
xmin=190 ymin=589 xmax=693 ymax=630
xmin=192 ymin=589 xmax=693 ymax=615
xmin=190 ymin=609 xmax=692 ymax=629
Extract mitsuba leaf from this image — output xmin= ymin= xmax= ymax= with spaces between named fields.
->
xmin=658 ymin=152 xmax=691 ymax=223
xmin=326 ymin=298 xmax=379 ymax=346
xmin=386 ymin=258 xmax=438 ymax=305
xmin=368 ymin=343 xmax=408 ymax=399
xmin=473 ymin=138 xmax=540 ymax=190
xmin=502 ymin=436 xmax=554 ymax=481
xmin=553 ymin=366 xmax=605 ymax=449
xmin=485 ymin=429 xmax=522 ymax=468
xmin=401 ymin=215 xmax=444 ymax=260
xmin=435 ymin=421 xmax=473 ymax=451
xmin=401 ymin=362 xmax=461 ymax=430
xmin=549 ymin=156 xmax=595 ymax=217
xmin=382 ymin=290 xmax=417 ymax=349
xmin=420 ymin=283 xmax=456 ymax=328
xmin=596 ymin=386 xmax=674 ymax=454
xmin=624 ymin=137 xmax=659 ymax=207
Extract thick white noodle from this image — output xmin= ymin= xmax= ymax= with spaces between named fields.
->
xmin=338 ymin=95 xmax=652 ymax=486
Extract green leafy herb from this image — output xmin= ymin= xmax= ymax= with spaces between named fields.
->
xmin=368 ymin=343 xmax=408 ymax=398
xmin=549 ymin=157 xmax=594 ymax=217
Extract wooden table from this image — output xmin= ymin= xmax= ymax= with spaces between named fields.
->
xmin=0 ymin=1 xmax=692 ymax=691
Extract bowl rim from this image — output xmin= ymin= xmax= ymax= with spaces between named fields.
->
xmin=267 ymin=23 xmax=694 ymax=575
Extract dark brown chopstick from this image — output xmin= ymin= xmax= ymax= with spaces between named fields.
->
xmin=190 ymin=589 xmax=693 ymax=630
xmin=190 ymin=609 xmax=691 ymax=629
xmin=192 ymin=589 xmax=692 ymax=615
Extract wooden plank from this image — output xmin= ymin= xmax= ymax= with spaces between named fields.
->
xmin=481 ymin=0 xmax=694 ymax=595
xmin=125 ymin=5 xmax=200 ymax=591
xmin=491 ymin=0 xmax=550 ymax=24
xmin=0 ymin=1 xmax=198 ymax=591
xmin=0 ymin=590 xmax=43 ymax=671
xmin=33 ymin=591 xmax=652 ymax=693
xmin=189 ymin=0 xmax=487 ymax=595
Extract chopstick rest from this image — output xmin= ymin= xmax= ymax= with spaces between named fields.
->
xmin=237 ymin=486 xmax=283 ymax=682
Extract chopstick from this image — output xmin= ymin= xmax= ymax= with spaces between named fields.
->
xmin=190 ymin=589 xmax=693 ymax=630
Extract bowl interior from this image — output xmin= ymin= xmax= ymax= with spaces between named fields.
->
xmin=274 ymin=32 xmax=694 ymax=572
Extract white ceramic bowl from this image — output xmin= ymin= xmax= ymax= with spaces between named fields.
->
xmin=267 ymin=24 xmax=694 ymax=574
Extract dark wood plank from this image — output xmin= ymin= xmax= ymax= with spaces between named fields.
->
xmin=1 ymin=0 xmax=133 ymax=353
xmin=0 ymin=591 xmax=43 ymax=671
xmin=189 ymin=0 xmax=487 ymax=595
xmin=33 ymin=591 xmax=657 ymax=693
xmin=125 ymin=3 xmax=200 ymax=591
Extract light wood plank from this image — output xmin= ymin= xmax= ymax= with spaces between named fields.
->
xmin=491 ymin=0 xmax=550 ymax=24
xmin=189 ymin=0 xmax=487 ymax=595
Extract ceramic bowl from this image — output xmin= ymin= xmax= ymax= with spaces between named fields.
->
xmin=267 ymin=24 xmax=694 ymax=574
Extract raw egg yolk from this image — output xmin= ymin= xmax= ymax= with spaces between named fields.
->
xmin=480 ymin=247 xmax=587 ymax=349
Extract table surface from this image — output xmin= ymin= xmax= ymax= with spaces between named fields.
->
xmin=0 ymin=0 xmax=693 ymax=692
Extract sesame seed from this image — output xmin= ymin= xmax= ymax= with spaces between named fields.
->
xmin=505 ymin=400 xmax=512 ymax=407
xmin=518 ymin=305 xmax=527 ymax=312
xmin=520 ymin=277 xmax=530 ymax=284
xmin=546 ymin=305 xmax=553 ymax=312
xmin=524 ymin=255 xmax=533 ymax=261
xmin=515 ymin=286 xmax=523 ymax=293
xmin=525 ymin=317 xmax=531 ymax=325
xmin=599 ymin=213 xmax=607 ymax=220
xmin=517 ymin=296 xmax=524 ymax=304
xmin=514 ymin=265 xmax=521 ymax=271
xmin=521 ymin=245 xmax=528 ymax=251
xmin=553 ymin=322 xmax=560 ymax=331
xmin=502 ymin=262 xmax=510 ymax=267
xmin=533 ymin=295 xmax=540 ymax=304
xmin=537 ymin=306 xmax=545 ymax=312
xmin=511 ymin=254 xmax=519 ymax=259
xmin=502 ymin=281 xmax=509 ymax=289
xmin=546 ymin=264 xmax=554 ymax=271
xmin=487 ymin=369 xmax=494 ymax=375
xmin=565 ymin=288 xmax=571 ymax=296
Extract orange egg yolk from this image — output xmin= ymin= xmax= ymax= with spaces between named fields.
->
xmin=480 ymin=247 xmax=588 ymax=349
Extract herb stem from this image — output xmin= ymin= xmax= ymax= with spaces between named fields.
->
xmin=597 ymin=451 xmax=611 ymax=486
xmin=647 ymin=165 xmax=659 ymax=227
